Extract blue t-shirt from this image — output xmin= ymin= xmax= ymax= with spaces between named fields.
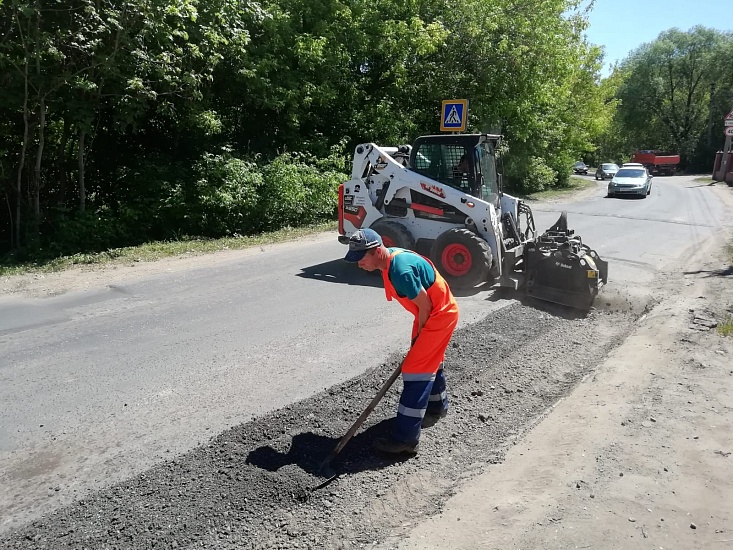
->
xmin=387 ymin=248 xmax=436 ymax=299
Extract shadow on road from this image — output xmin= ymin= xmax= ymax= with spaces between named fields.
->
xmin=297 ymin=259 xmax=382 ymax=287
xmin=245 ymin=418 xmax=411 ymax=478
xmin=297 ymin=261 xmax=601 ymax=317
xmin=451 ymin=280 xmax=494 ymax=297
xmin=298 ymin=263 xmax=502 ymax=296
xmin=683 ymin=265 xmax=733 ymax=278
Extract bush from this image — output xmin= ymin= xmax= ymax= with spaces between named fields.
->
xmin=44 ymin=209 xmax=125 ymax=256
xmin=518 ymin=156 xmax=557 ymax=194
xmin=2 ymin=149 xmax=348 ymax=264
xmin=258 ymin=152 xmax=344 ymax=231
xmin=193 ymin=153 xmax=265 ymax=236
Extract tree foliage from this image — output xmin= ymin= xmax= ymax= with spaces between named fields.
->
xmin=611 ymin=26 xmax=733 ymax=170
xmin=0 ymin=0 xmax=614 ymax=259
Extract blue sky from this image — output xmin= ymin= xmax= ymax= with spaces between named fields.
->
xmin=583 ymin=0 xmax=731 ymax=76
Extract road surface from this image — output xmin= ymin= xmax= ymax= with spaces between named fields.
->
xmin=0 ymin=174 xmax=731 ymax=537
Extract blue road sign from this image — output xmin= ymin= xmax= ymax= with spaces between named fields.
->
xmin=441 ymin=99 xmax=468 ymax=132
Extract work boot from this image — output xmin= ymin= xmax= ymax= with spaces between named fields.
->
xmin=373 ymin=436 xmax=419 ymax=455
xmin=422 ymin=409 xmax=448 ymax=428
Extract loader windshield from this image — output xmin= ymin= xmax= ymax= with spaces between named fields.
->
xmin=409 ymin=135 xmax=502 ymax=201
xmin=411 ymin=143 xmax=477 ymax=194
xmin=477 ymin=142 xmax=499 ymax=205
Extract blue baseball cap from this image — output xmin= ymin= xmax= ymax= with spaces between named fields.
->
xmin=344 ymin=228 xmax=383 ymax=262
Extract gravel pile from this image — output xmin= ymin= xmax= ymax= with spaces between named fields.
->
xmin=2 ymin=302 xmax=635 ymax=549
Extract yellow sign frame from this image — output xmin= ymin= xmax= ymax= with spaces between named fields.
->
xmin=440 ymin=99 xmax=468 ymax=132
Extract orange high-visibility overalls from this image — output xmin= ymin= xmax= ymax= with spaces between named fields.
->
xmin=381 ymin=249 xmax=459 ymax=443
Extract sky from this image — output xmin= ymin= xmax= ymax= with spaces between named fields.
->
xmin=583 ymin=0 xmax=731 ymax=76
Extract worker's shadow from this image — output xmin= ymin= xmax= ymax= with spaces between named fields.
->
xmin=296 ymin=260 xmax=383 ymax=288
xmin=245 ymin=419 xmax=411 ymax=477
xmin=683 ymin=265 xmax=733 ymax=278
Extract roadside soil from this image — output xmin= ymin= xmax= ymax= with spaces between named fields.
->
xmin=1 ymin=183 xmax=732 ymax=550
xmin=389 ymin=227 xmax=733 ymax=550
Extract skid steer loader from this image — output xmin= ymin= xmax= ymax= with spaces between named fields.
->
xmin=337 ymin=134 xmax=608 ymax=310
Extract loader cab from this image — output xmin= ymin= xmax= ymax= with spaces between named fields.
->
xmin=409 ymin=134 xmax=500 ymax=206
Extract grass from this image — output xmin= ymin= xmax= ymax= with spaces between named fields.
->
xmin=523 ymin=175 xmax=597 ymax=201
xmin=693 ymin=176 xmax=715 ymax=184
xmin=0 ymin=221 xmax=338 ymax=277
xmin=718 ymin=316 xmax=733 ymax=337
xmin=716 ymin=241 xmax=733 ymax=338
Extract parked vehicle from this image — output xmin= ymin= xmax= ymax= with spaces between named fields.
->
xmin=595 ymin=163 xmax=619 ymax=180
xmin=607 ymin=166 xmax=653 ymax=198
xmin=631 ymin=150 xmax=679 ymax=176
xmin=573 ymin=161 xmax=589 ymax=175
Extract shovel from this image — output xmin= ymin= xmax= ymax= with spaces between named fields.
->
xmin=311 ymin=358 xmax=404 ymax=487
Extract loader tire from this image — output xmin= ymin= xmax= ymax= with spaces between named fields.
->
xmin=430 ymin=228 xmax=492 ymax=289
xmin=370 ymin=219 xmax=416 ymax=250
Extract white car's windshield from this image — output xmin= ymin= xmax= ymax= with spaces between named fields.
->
xmin=616 ymin=169 xmax=645 ymax=178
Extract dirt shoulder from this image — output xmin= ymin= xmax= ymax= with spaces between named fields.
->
xmin=388 ymin=200 xmax=733 ymax=549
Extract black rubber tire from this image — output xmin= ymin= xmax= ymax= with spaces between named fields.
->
xmin=430 ymin=228 xmax=492 ymax=289
xmin=370 ymin=219 xmax=416 ymax=250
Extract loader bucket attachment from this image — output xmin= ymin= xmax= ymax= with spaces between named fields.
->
xmin=523 ymin=213 xmax=608 ymax=310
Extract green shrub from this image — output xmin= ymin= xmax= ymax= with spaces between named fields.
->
xmin=193 ymin=153 xmax=264 ymax=235
xmin=521 ymin=156 xmax=558 ymax=194
xmin=45 ymin=209 xmax=125 ymax=256
xmin=718 ymin=316 xmax=733 ymax=338
xmin=2 ymin=149 xmax=348 ymax=265
xmin=259 ymin=152 xmax=344 ymax=230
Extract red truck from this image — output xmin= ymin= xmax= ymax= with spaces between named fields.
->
xmin=630 ymin=150 xmax=680 ymax=176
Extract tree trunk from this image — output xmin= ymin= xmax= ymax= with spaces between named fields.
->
xmin=31 ymin=0 xmax=43 ymax=237
xmin=78 ymin=129 xmax=86 ymax=213
xmin=56 ymin=116 xmax=70 ymax=207
xmin=5 ymin=194 xmax=13 ymax=250
xmin=33 ymin=95 xmax=45 ymax=235
xmin=15 ymin=54 xmax=30 ymax=250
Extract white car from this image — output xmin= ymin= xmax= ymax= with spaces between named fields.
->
xmin=607 ymin=166 xmax=653 ymax=198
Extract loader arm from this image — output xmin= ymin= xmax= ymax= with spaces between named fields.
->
xmin=344 ymin=141 xmax=506 ymax=271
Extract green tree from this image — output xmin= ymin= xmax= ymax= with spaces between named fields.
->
xmin=615 ymin=26 xmax=733 ymax=170
xmin=0 ymin=0 xmax=251 ymax=252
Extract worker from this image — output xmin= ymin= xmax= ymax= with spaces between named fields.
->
xmin=344 ymin=228 xmax=459 ymax=454
xmin=455 ymin=152 xmax=470 ymax=175
xmin=453 ymin=151 xmax=473 ymax=192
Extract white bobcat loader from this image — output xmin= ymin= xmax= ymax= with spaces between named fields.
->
xmin=337 ymin=134 xmax=608 ymax=310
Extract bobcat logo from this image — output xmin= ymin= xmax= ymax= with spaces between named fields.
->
xmin=420 ymin=182 xmax=446 ymax=198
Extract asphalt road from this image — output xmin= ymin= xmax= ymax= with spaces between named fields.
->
xmin=532 ymin=174 xmax=730 ymax=301
xmin=1 ymin=173 xmax=731 ymax=533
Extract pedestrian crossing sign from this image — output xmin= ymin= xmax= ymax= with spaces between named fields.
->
xmin=440 ymin=99 xmax=468 ymax=132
